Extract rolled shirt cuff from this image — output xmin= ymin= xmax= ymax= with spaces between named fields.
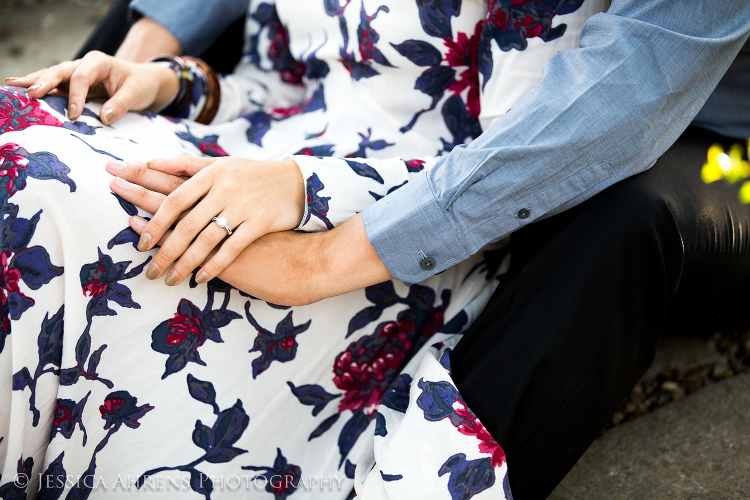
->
xmin=362 ymin=168 xmax=470 ymax=284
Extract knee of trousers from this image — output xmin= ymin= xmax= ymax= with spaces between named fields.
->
xmin=571 ymin=170 xmax=685 ymax=301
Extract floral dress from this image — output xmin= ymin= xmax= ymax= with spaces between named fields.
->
xmin=0 ymin=0 xmax=607 ymax=498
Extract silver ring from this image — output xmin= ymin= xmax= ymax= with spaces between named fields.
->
xmin=212 ymin=216 xmax=233 ymax=236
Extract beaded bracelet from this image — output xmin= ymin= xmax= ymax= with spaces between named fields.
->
xmin=183 ymin=56 xmax=221 ymax=125
xmin=147 ymin=55 xmax=193 ymax=118
xmin=146 ymin=55 xmax=221 ymax=124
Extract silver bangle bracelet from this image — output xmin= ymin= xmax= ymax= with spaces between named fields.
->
xmin=295 ymin=174 xmax=308 ymax=230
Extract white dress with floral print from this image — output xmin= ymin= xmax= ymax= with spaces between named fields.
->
xmin=0 ymin=0 xmax=607 ymax=498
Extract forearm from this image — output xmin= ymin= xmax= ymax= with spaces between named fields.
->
xmin=364 ymin=1 xmax=750 ymax=283
xmin=217 ymin=215 xmax=391 ymax=305
xmin=115 ymin=17 xmax=183 ymax=62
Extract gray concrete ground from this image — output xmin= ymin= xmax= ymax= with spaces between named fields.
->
xmin=0 ymin=0 xmax=111 ymax=81
xmin=550 ymin=372 xmax=750 ymax=500
xmin=2 ymin=1 xmax=750 ymax=498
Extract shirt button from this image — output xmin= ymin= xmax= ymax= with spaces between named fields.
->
xmin=420 ymin=257 xmax=436 ymax=271
xmin=517 ymin=208 xmax=531 ymax=219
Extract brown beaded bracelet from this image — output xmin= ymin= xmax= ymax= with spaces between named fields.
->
xmin=183 ymin=56 xmax=221 ymax=125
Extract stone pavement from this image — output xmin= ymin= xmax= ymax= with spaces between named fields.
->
xmin=2 ymin=2 xmax=750 ymax=498
xmin=550 ymin=372 xmax=750 ymax=499
xmin=0 ymin=0 xmax=111 ymax=81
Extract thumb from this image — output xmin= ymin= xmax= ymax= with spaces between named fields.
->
xmin=146 ymin=155 xmax=216 ymax=177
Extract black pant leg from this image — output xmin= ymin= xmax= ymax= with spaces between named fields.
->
xmin=449 ymin=127 xmax=750 ymax=499
xmin=75 ymin=0 xmax=134 ymax=59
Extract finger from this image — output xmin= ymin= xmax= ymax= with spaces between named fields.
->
xmin=25 ymin=61 xmax=80 ymax=101
xmin=99 ymin=77 xmax=154 ymax=126
xmin=147 ymin=155 xmax=216 ymax=177
xmin=106 ymin=160 xmax=187 ymax=195
xmin=131 ymin=216 xmax=171 ymax=246
xmin=143 ymin=195 xmax=225 ymax=279
xmin=110 ymin=176 xmax=167 ymax=215
xmin=137 ymin=168 xmax=215 ymax=252
xmin=162 ymin=215 xmax=236 ymax=286
xmin=4 ymin=69 xmax=47 ymax=87
xmin=66 ymin=52 xmax=113 ymax=122
xmin=194 ymin=222 xmax=264 ymax=284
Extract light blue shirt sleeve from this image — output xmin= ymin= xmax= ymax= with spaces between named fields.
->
xmin=129 ymin=0 xmax=248 ymax=56
xmin=362 ymin=0 xmax=750 ymax=284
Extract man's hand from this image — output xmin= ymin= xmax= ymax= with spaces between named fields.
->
xmin=108 ymin=155 xmax=305 ymax=287
xmin=105 ymin=158 xmax=392 ymax=305
xmin=129 ymin=212 xmax=393 ymax=306
xmin=115 ymin=17 xmax=183 ymax=62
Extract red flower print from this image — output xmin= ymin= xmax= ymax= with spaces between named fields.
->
xmin=99 ymin=390 xmax=153 ymax=430
xmin=0 ymin=87 xmax=62 ymax=134
xmin=453 ymin=400 xmax=506 ymax=467
xmin=444 ymin=22 xmax=483 ymax=118
xmin=82 ymin=265 xmax=108 ymax=297
xmin=166 ymin=312 xmax=204 ymax=346
xmin=0 ymin=143 xmax=29 ymax=200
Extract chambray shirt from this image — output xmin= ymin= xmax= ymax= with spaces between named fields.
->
xmin=363 ymin=0 xmax=750 ymax=284
xmin=129 ymin=0 xmax=248 ymax=56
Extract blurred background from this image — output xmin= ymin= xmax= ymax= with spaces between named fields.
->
xmin=0 ymin=0 xmax=113 ymax=80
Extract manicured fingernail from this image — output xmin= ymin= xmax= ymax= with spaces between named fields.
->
xmin=146 ymin=158 xmax=165 ymax=166
xmin=4 ymin=77 xmax=19 ymax=83
xmin=108 ymin=160 xmax=127 ymax=171
xmin=102 ymin=108 xmax=116 ymax=125
xmin=132 ymin=217 xmax=147 ymax=228
xmin=164 ymin=270 xmax=180 ymax=286
xmin=114 ymin=177 xmax=133 ymax=189
xmin=138 ymin=233 xmax=152 ymax=252
xmin=145 ymin=261 xmax=160 ymax=280
xmin=67 ymin=104 xmax=77 ymax=119
xmin=28 ymin=84 xmax=40 ymax=91
xmin=195 ymin=271 xmax=209 ymax=284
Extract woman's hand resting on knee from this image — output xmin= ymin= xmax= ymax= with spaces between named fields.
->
xmin=106 ymin=155 xmax=306 ymax=288
xmin=4 ymin=51 xmax=179 ymax=124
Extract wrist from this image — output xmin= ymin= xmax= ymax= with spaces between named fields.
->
xmin=149 ymin=65 xmax=181 ymax=112
xmin=284 ymin=158 xmax=307 ymax=230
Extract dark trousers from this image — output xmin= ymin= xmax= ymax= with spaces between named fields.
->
xmin=76 ymin=0 xmax=245 ymax=74
xmin=451 ymin=126 xmax=750 ymax=499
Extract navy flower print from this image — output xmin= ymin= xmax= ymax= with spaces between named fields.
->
xmin=63 ymin=391 xmax=153 ymax=500
xmin=99 ymin=390 xmax=154 ymax=430
xmin=479 ymin=0 xmax=584 ymax=85
xmin=139 ymin=375 xmax=250 ymax=500
xmin=325 ymin=0 xmax=394 ymax=80
xmin=152 ymin=297 xmax=242 ymax=378
xmin=0 ymin=456 xmax=33 ymax=498
xmin=242 ymin=448 xmax=302 ymax=500
xmin=80 ymin=248 xmax=150 ymax=320
xmin=245 ymin=302 xmax=311 ymax=378
xmin=439 ymin=453 xmax=496 ymax=500
xmin=50 ymin=391 xmax=90 ymax=445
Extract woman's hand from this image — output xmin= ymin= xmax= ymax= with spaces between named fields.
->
xmin=4 ymin=51 xmax=179 ymax=124
xmin=107 ymin=155 xmax=306 ymax=287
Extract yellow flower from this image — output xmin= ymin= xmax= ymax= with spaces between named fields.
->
xmin=701 ymin=143 xmax=750 ymax=184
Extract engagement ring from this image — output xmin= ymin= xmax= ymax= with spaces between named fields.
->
xmin=212 ymin=216 xmax=233 ymax=235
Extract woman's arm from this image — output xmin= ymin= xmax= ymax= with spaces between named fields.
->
xmin=5 ymin=52 xmax=179 ymax=124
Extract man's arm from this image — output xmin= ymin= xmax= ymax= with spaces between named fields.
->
xmin=215 ymin=215 xmax=391 ymax=306
xmin=125 ymin=0 xmax=248 ymax=60
xmin=115 ymin=17 xmax=183 ymax=62
xmin=361 ymin=0 xmax=750 ymax=284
